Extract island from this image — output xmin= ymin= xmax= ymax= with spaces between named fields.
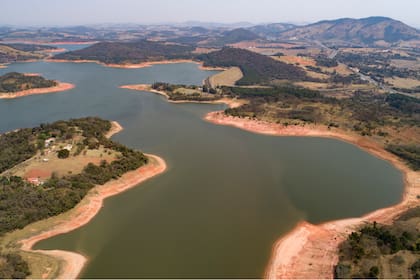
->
xmin=0 ymin=117 xmax=166 ymax=279
xmin=0 ymin=72 xmax=74 ymax=99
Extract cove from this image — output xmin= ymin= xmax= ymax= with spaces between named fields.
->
xmin=0 ymin=61 xmax=403 ymax=278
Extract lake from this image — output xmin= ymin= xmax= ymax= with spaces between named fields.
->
xmin=0 ymin=61 xmax=403 ymax=278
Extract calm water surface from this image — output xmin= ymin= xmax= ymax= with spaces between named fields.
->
xmin=0 ymin=62 xmax=403 ymax=278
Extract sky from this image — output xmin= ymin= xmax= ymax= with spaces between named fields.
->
xmin=2 ymin=0 xmax=420 ymax=28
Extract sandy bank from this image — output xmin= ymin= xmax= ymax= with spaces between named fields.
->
xmin=20 ymin=154 xmax=166 ymax=279
xmin=17 ymin=121 xmax=167 ymax=279
xmin=119 ymin=84 xmax=245 ymax=108
xmin=0 ymin=82 xmax=75 ymax=99
xmin=205 ymin=111 xmax=419 ymax=279
xmin=105 ymin=121 xmax=123 ymax=138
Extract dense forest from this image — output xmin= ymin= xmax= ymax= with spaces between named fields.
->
xmin=335 ymin=207 xmax=420 ymax=279
xmin=0 ymin=253 xmax=30 ymax=279
xmin=52 ymin=40 xmax=195 ymax=64
xmin=197 ymin=47 xmax=308 ymax=85
xmin=0 ymin=117 xmax=148 ymax=278
xmin=0 ymin=72 xmax=57 ymax=93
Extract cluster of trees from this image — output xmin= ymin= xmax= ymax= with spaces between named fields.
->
xmin=329 ymin=73 xmax=367 ymax=85
xmin=0 ymin=117 xmax=147 ymax=236
xmin=386 ymin=145 xmax=420 ymax=170
xmin=221 ymin=84 xmax=419 ymax=169
xmin=335 ymin=212 xmax=420 ymax=279
xmin=0 ymin=253 xmax=30 ymax=279
xmin=0 ymin=127 xmax=37 ymax=173
xmin=224 ymin=86 xmax=331 ymax=123
xmin=336 ymin=51 xmax=419 ymax=80
xmin=151 ymin=82 xmax=220 ymax=102
xmin=314 ymin=55 xmax=338 ymax=67
xmin=53 ymin=40 xmax=194 ymax=64
xmin=0 ymin=45 xmax=43 ymax=64
xmin=0 ymin=72 xmax=57 ymax=93
xmin=197 ymin=47 xmax=308 ymax=85
xmin=0 ymin=117 xmax=149 ymax=278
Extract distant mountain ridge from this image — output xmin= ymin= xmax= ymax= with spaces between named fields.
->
xmin=276 ymin=16 xmax=420 ymax=46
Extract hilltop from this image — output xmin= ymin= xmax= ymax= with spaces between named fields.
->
xmin=202 ymin=28 xmax=261 ymax=47
xmin=52 ymin=40 xmax=194 ymax=65
xmin=198 ymin=47 xmax=307 ymax=85
xmin=277 ymin=17 xmax=420 ymax=46
xmin=0 ymin=44 xmax=49 ymax=64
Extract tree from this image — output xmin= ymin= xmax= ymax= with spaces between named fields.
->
xmin=57 ymin=149 xmax=70 ymax=159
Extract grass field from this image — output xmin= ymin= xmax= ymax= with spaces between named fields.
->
xmin=385 ymin=77 xmax=420 ymax=89
xmin=2 ymin=144 xmax=120 ymax=181
xmin=208 ymin=67 xmax=243 ymax=87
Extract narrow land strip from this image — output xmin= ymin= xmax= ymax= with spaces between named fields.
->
xmin=119 ymin=84 xmax=245 ymax=108
xmin=0 ymin=82 xmax=75 ymax=99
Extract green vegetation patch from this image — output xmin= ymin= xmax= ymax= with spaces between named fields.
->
xmin=0 ymin=253 xmax=30 ymax=279
xmin=0 ymin=72 xmax=57 ymax=93
xmin=0 ymin=117 xmax=148 ymax=277
xmin=198 ymin=47 xmax=308 ymax=85
xmin=335 ymin=209 xmax=420 ymax=279
xmin=53 ymin=40 xmax=194 ymax=64
xmin=386 ymin=145 xmax=420 ymax=171
xmin=151 ymin=82 xmax=220 ymax=101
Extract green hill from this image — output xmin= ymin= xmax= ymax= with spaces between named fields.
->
xmin=0 ymin=72 xmax=57 ymax=93
xmin=52 ymin=40 xmax=195 ymax=64
xmin=198 ymin=47 xmax=307 ymax=85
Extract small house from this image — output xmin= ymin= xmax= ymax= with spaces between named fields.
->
xmin=45 ymin=137 xmax=56 ymax=148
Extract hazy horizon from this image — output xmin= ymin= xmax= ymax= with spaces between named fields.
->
xmin=2 ymin=0 xmax=420 ymax=28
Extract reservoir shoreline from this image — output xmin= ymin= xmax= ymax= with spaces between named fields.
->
xmin=119 ymin=84 xmax=245 ymax=108
xmin=0 ymin=82 xmax=75 ymax=99
xmin=46 ymin=58 xmax=225 ymax=71
xmin=15 ymin=122 xmax=167 ymax=279
xmin=204 ymin=111 xmax=419 ymax=279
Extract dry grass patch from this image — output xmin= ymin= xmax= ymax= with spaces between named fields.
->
xmin=274 ymin=55 xmax=316 ymax=67
xmin=385 ymin=77 xmax=420 ymax=89
xmin=208 ymin=67 xmax=243 ymax=87
xmin=391 ymin=59 xmax=420 ymax=70
xmin=3 ymin=145 xmax=120 ymax=181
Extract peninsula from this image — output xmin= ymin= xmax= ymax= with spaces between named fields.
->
xmin=0 ymin=72 xmax=74 ymax=99
xmin=0 ymin=117 xmax=166 ymax=279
